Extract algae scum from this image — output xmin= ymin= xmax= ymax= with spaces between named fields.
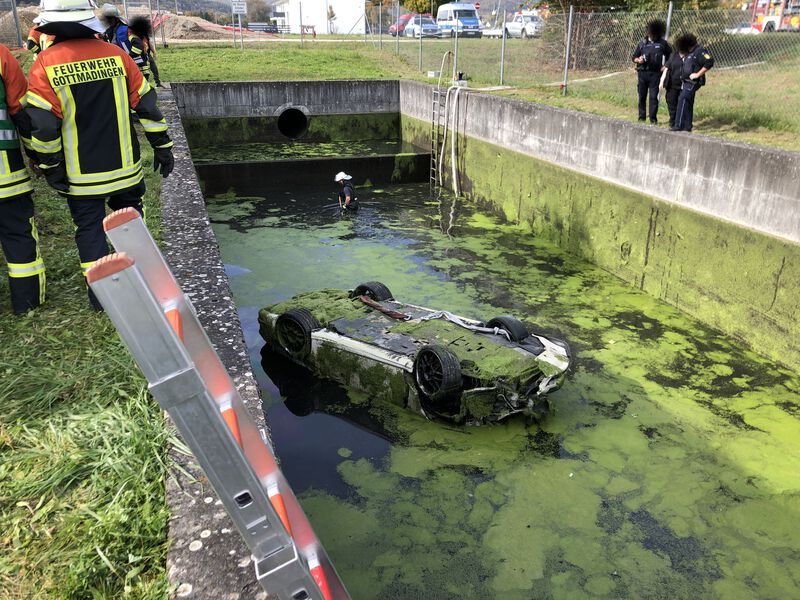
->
xmin=204 ymin=180 xmax=800 ymax=599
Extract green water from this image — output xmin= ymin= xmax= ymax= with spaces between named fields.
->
xmin=191 ymin=140 xmax=419 ymax=163
xmin=205 ymin=183 xmax=800 ymax=599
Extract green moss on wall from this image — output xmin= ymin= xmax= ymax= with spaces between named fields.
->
xmin=401 ymin=115 xmax=800 ymax=369
xmin=183 ymin=113 xmax=400 ymax=149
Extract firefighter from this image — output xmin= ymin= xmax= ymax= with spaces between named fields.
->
xmin=100 ymin=3 xmax=151 ymax=81
xmin=27 ymin=17 xmax=56 ymax=57
xmin=0 ymin=43 xmax=44 ymax=314
xmin=26 ymin=0 xmax=174 ymax=309
xmin=673 ymin=33 xmax=714 ymax=133
xmin=128 ymin=16 xmax=163 ymax=87
xmin=335 ymin=172 xmax=358 ymax=211
xmin=631 ymin=19 xmax=671 ymax=125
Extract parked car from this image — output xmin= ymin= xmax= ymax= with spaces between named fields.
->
xmin=388 ymin=13 xmax=414 ymax=36
xmin=724 ymin=22 xmax=761 ymax=35
xmin=259 ymin=282 xmax=571 ymax=424
xmin=404 ymin=14 xmax=441 ymax=37
xmin=437 ymin=2 xmax=482 ymax=37
xmin=504 ymin=11 xmax=544 ymax=38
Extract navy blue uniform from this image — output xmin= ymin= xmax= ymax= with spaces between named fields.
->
xmin=663 ymin=52 xmax=683 ymax=128
xmin=632 ymin=37 xmax=671 ymax=123
xmin=675 ymin=45 xmax=715 ymax=132
xmin=339 ymin=181 xmax=358 ymax=211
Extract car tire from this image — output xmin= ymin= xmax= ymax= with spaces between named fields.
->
xmin=414 ymin=344 xmax=462 ymax=403
xmin=486 ymin=315 xmax=530 ymax=342
xmin=352 ymin=281 xmax=394 ymax=301
xmin=275 ymin=308 xmax=321 ymax=359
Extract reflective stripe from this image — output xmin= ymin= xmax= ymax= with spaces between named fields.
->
xmin=0 ymin=129 xmax=17 ymax=141
xmin=0 ymin=109 xmax=8 ymax=120
xmin=112 ymin=75 xmax=134 ymax=167
xmin=68 ymin=170 xmax=144 ymax=197
xmin=30 ymin=217 xmax=46 ymax=305
xmin=137 ymin=78 xmax=150 ymax=97
xmin=0 ymin=178 xmax=34 ymax=199
xmin=139 ymin=118 xmax=167 ymax=133
xmin=81 ymin=260 xmax=96 ymax=274
xmin=31 ymin=136 xmax=61 ymax=153
xmin=59 ymin=86 xmax=80 ymax=179
xmin=154 ymin=141 xmax=174 ymax=149
xmin=8 ymin=259 xmax=45 ymax=278
xmin=19 ymin=135 xmax=32 ymax=150
xmin=26 ymin=92 xmax=52 ymax=111
xmin=68 ymin=160 xmax=141 ymax=184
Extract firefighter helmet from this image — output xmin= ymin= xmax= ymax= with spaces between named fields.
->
xmin=38 ymin=0 xmax=105 ymax=32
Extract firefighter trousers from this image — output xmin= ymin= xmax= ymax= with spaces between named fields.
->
xmin=66 ymin=181 xmax=146 ymax=309
xmin=0 ymin=193 xmax=45 ymax=314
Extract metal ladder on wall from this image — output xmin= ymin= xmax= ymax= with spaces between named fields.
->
xmin=430 ymin=51 xmax=455 ymax=191
xmin=86 ymin=208 xmax=349 ymax=600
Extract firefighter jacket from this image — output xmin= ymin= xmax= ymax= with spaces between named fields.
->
xmin=105 ymin=22 xmax=151 ymax=79
xmin=26 ymin=38 xmax=172 ymax=197
xmin=0 ymin=44 xmax=34 ymax=201
xmin=27 ymin=26 xmax=55 ymax=57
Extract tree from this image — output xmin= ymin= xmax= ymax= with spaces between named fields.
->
xmin=246 ymin=0 xmax=271 ymax=22
xmin=405 ymin=0 xmax=448 ymax=15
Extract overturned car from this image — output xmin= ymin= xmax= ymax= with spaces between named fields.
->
xmin=258 ymin=282 xmax=571 ymax=424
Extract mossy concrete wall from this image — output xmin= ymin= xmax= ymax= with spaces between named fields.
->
xmin=401 ymin=114 xmax=800 ymax=370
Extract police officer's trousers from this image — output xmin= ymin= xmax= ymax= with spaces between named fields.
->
xmin=675 ymin=81 xmax=700 ymax=132
xmin=66 ymin=180 xmax=146 ymax=309
xmin=0 ymin=193 xmax=45 ymax=314
xmin=637 ymin=71 xmax=661 ymax=123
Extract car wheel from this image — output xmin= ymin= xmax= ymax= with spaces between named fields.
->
xmin=275 ymin=308 xmax=321 ymax=359
xmin=486 ymin=315 xmax=530 ymax=342
xmin=352 ymin=281 xmax=394 ymax=301
xmin=414 ymin=344 xmax=462 ymax=403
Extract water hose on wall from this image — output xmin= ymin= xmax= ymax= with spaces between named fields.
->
xmin=438 ymin=85 xmax=463 ymax=196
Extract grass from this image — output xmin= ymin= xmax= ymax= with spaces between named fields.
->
xmin=157 ymin=39 xmax=800 ymax=151
xmin=0 ymin=143 xmax=171 ymax=597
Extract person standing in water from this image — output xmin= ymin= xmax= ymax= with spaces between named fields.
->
xmin=335 ymin=171 xmax=358 ymax=211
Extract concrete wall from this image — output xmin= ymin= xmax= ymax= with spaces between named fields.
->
xmin=173 ymin=80 xmax=399 ymax=119
xmin=400 ymin=80 xmax=800 ymax=245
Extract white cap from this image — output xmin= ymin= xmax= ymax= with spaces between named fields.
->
xmin=334 ymin=172 xmax=352 ymax=182
xmin=100 ymin=2 xmax=121 ymax=18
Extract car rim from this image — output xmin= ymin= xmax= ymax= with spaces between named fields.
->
xmin=277 ymin=319 xmax=306 ymax=354
xmin=416 ymin=351 xmax=443 ymax=395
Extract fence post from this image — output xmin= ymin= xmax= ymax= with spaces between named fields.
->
xmin=123 ymin=0 xmax=129 ymax=20
xmin=665 ymin=1 xmax=674 ymax=40
xmin=379 ymin=0 xmax=383 ymax=49
xmin=231 ymin=1 xmax=236 ymax=47
xmin=299 ymin=1 xmax=304 ymax=46
xmin=454 ymin=23 xmax=459 ymax=79
xmin=418 ymin=18 xmax=423 ymax=70
xmin=500 ymin=12 xmax=507 ymax=85
xmin=562 ymin=4 xmax=574 ymax=96
xmin=10 ymin=0 xmax=23 ymax=49
xmin=395 ymin=1 xmax=400 ymax=54
xmin=364 ymin=9 xmax=367 ymax=43
xmin=238 ymin=13 xmax=243 ymax=49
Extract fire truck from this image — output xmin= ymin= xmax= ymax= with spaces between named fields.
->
xmin=749 ymin=0 xmax=800 ymax=32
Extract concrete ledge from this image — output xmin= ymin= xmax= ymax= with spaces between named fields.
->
xmin=159 ymin=89 xmax=267 ymax=600
xmin=400 ymin=80 xmax=800 ymax=244
xmin=173 ymin=80 xmax=400 ymax=118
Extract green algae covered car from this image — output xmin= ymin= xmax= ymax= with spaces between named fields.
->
xmin=258 ymin=282 xmax=571 ymax=424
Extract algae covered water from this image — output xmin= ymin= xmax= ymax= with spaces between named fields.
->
xmin=205 ymin=182 xmax=800 ymax=599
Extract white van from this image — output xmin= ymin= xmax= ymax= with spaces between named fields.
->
xmin=436 ymin=2 xmax=482 ymax=37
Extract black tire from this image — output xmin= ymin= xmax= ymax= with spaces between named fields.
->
xmin=414 ymin=344 xmax=462 ymax=403
xmin=486 ymin=315 xmax=530 ymax=342
xmin=352 ymin=281 xmax=393 ymax=301
xmin=275 ymin=308 xmax=320 ymax=359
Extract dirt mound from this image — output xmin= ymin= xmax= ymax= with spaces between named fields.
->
xmin=160 ymin=14 xmax=227 ymax=40
xmin=0 ymin=8 xmax=40 ymax=46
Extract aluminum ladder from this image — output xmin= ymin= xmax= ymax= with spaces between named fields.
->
xmin=430 ymin=86 xmax=443 ymax=191
xmin=86 ymin=208 xmax=349 ymax=600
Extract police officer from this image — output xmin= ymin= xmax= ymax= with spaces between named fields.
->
xmin=26 ymin=0 xmax=174 ymax=309
xmin=660 ymin=47 xmax=684 ymax=130
xmin=673 ymin=33 xmax=714 ymax=132
xmin=335 ymin=171 xmax=358 ymax=211
xmin=0 ymin=43 xmax=44 ymax=314
xmin=631 ymin=19 xmax=671 ymax=125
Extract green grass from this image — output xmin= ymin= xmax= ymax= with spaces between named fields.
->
xmin=0 ymin=147 xmax=171 ymax=598
xmin=157 ymin=40 xmax=800 ymax=151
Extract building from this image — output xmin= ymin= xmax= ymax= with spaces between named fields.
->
xmin=271 ymin=0 xmax=366 ymax=34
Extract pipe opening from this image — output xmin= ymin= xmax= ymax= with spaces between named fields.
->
xmin=277 ymin=108 xmax=309 ymax=139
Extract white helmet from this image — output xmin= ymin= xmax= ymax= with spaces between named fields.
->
xmin=38 ymin=0 xmax=105 ymax=32
xmin=334 ymin=172 xmax=352 ymax=182
xmin=100 ymin=3 xmax=122 ymax=18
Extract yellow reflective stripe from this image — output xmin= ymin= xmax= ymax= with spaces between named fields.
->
xmin=68 ymin=160 xmax=141 ymax=184
xmin=139 ymin=118 xmax=167 ymax=133
xmin=68 ymin=170 xmax=144 ymax=197
xmin=112 ymin=75 xmax=134 ymax=167
xmin=0 ymin=168 xmax=31 ymax=184
xmin=26 ymin=92 xmax=52 ymax=111
xmin=58 ymin=86 xmax=81 ymax=179
xmin=81 ymin=260 xmax=96 ymax=274
xmin=18 ymin=95 xmax=28 ymax=108
xmin=30 ymin=218 xmax=45 ymax=304
xmin=137 ymin=78 xmax=150 ymax=97
xmin=8 ymin=259 xmax=45 ymax=278
xmin=0 ymin=179 xmax=34 ymax=199
xmin=130 ymin=46 xmax=143 ymax=55
xmin=19 ymin=135 xmax=32 ymax=150
xmin=154 ymin=141 xmax=173 ymax=149
xmin=31 ymin=136 xmax=62 ymax=153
